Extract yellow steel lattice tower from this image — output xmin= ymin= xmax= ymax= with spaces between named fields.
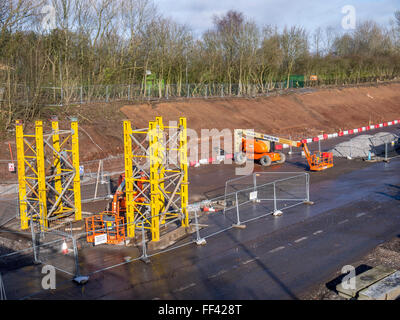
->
xmin=15 ymin=118 xmax=82 ymax=230
xmin=123 ymin=116 xmax=189 ymax=242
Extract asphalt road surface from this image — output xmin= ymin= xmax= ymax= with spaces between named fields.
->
xmin=2 ymin=125 xmax=400 ymax=299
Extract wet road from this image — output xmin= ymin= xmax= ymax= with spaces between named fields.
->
xmin=9 ymin=157 xmax=399 ymax=299
xmin=2 ymin=125 xmax=400 ymax=299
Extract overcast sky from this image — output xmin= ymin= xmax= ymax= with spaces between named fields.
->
xmin=156 ymin=0 xmax=399 ymax=36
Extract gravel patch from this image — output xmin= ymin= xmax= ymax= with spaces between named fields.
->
xmin=330 ymin=132 xmax=399 ymax=158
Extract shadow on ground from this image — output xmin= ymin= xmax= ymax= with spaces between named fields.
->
xmin=325 ymin=264 xmax=373 ymax=294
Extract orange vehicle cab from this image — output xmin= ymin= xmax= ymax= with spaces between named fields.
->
xmin=242 ymin=138 xmax=282 ymax=162
xmin=237 ymin=137 xmax=285 ymax=167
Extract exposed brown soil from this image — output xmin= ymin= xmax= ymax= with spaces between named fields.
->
xmin=121 ymin=82 xmax=400 ymax=140
xmin=1 ymin=82 xmax=400 ymax=182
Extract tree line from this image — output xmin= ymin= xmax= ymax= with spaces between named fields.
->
xmin=1 ymin=0 xmax=400 ymax=129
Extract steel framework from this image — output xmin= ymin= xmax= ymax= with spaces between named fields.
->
xmin=15 ymin=118 xmax=82 ymax=231
xmin=123 ymin=116 xmax=189 ymax=241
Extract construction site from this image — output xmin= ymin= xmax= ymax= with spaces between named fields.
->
xmin=0 ymin=80 xmax=399 ymax=301
xmin=1 ymin=1 xmax=400 ymax=305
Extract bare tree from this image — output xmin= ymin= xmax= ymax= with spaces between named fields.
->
xmin=280 ymin=26 xmax=308 ymax=88
xmin=395 ymin=10 xmax=400 ymax=28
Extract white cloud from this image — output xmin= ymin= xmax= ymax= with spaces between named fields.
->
xmin=156 ymin=0 xmax=399 ymax=36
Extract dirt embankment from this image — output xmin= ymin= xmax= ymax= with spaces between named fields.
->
xmin=1 ymin=82 xmax=400 ymax=182
xmin=121 ymin=83 xmax=400 ymax=141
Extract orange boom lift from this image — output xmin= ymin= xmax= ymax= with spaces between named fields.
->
xmin=234 ymin=129 xmax=333 ymax=171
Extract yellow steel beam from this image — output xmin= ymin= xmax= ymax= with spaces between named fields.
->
xmin=71 ymin=120 xmax=82 ymax=221
xmin=156 ymin=116 xmax=166 ymax=224
xmin=149 ymin=121 xmax=160 ymax=241
xmin=179 ymin=117 xmax=189 ymax=227
xmin=35 ymin=121 xmax=48 ymax=231
xmin=15 ymin=120 xmax=28 ymax=230
xmin=123 ymin=120 xmax=135 ymax=237
xmin=52 ymin=120 xmax=63 ymax=214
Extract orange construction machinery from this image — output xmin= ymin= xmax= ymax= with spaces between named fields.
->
xmin=301 ymin=143 xmax=334 ymax=171
xmin=85 ymin=213 xmax=126 ymax=245
xmin=109 ymin=171 xmax=147 ymax=216
xmin=85 ymin=169 xmax=147 ymax=245
xmin=233 ymin=129 xmax=333 ymax=171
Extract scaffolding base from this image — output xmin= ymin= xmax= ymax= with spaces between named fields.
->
xmin=147 ymin=225 xmax=196 ymax=252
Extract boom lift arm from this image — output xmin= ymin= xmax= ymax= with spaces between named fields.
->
xmin=234 ymin=129 xmax=299 ymax=154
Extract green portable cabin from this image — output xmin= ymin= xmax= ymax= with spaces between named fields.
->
xmin=284 ymin=75 xmax=305 ymax=88
xmin=145 ymin=73 xmax=165 ymax=92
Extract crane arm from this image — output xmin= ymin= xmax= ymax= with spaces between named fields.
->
xmin=235 ymin=129 xmax=301 ymax=148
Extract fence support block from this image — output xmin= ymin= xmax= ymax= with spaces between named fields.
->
xmin=232 ymin=193 xmax=246 ymax=228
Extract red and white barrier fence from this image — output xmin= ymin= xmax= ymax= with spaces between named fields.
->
xmin=299 ymin=119 xmax=399 ymax=145
xmin=189 ymin=119 xmax=400 ymax=167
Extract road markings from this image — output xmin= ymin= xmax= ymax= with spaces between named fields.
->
xmin=208 ymin=269 xmax=228 ymax=279
xmin=313 ymin=230 xmax=323 ymax=235
xmin=173 ymin=282 xmax=196 ymax=293
xmin=338 ymin=219 xmax=349 ymax=225
xmin=356 ymin=212 xmax=366 ymax=218
xmin=294 ymin=237 xmax=308 ymax=243
xmin=242 ymin=258 xmax=256 ymax=265
xmin=269 ymin=246 xmax=285 ymax=253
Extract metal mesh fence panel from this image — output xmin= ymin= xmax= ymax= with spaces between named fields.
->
xmin=369 ymin=133 xmax=399 ymax=159
xmin=200 ymin=172 xmax=310 ymax=239
xmin=197 ymin=206 xmax=237 ymax=239
xmin=35 ymin=236 xmax=76 ymax=276
xmin=0 ymin=197 xmax=18 ymax=227
xmin=224 ymin=174 xmax=255 ymax=211
xmin=3 ymin=78 xmax=399 ymax=108
xmin=274 ymin=174 xmax=309 ymax=210
xmin=81 ymin=178 xmax=111 ymax=203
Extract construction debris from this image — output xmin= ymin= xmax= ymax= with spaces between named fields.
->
xmin=330 ymin=132 xmax=399 ymax=158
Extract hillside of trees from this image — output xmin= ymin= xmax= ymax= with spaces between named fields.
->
xmin=1 ymin=0 xmax=400 ymax=129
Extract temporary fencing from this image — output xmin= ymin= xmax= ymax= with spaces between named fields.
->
xmin=0 ymin=172 xmax=311 ymax=299
xmin=4 ymin=78 xmax=398 ymax=108
xmin=0 ymin=198 xmax=18 ymax=228
xmin=195 ymin=172 xmax=310 ymax=239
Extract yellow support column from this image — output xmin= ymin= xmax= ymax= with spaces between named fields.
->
xmin=71 ymin=120 xmax=82 ymax=221
xmin=156 ymin=117 xmax=165 ymax=223
xmin=123 ymin=120 xmax=135 ymax=237
xmin=35 ymin=121 xmax=48 ymax=230
xmin=179 ymin=117 xmax=189 ymax=227
xmin=15 ymin=120 xmax=28 ymax=230
xmin=149 ymin=121 xmax=160 ymax=241
xmin=51 ymin=120 xmax=63 ymax=214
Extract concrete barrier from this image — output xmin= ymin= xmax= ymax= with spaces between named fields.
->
xmin=336 ymin=265 xmax=396 ymax=299
xmin=358 ymin=271 xmax=400 ymax=300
